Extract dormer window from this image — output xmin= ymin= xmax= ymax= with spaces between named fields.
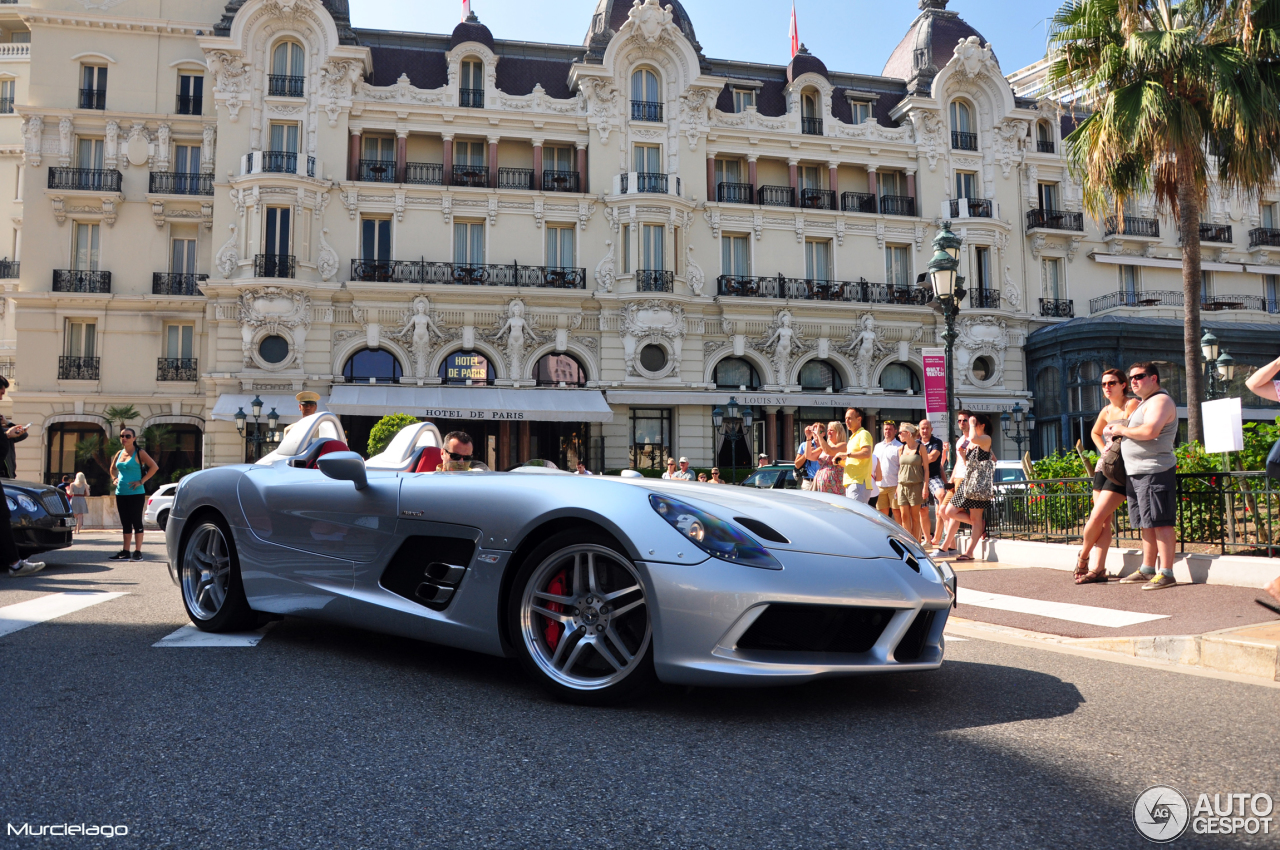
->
xmin=631 ymin=68 xmax=662 ymax=122
xmin=459 ymin=59 xmax=484 ymax=108
xmin=849 ymin=101 xmax=870 ymax=125
xmin=801 ymin=91 xmax=822 ymax=135
xmin=732 ymin=88 xmax=755 ymax=113
xmin=1036 ymin=120 xmax=1054 ymax=153
xmin=269 ymin=41 xmax=305 ymax=97
xmin=950 ymin=100 xmax=976 ymax=150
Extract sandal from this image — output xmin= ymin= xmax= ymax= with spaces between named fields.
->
xmin=1073 ymin=550 xmax=1090 ymax=580
xmin=1075 ymin=567 xmax=1108 ymax=585
xmin=954 ymin=554 xmax=974 ymax=562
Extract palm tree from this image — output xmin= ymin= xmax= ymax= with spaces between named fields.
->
xmin=1048 ymin=0 xmax=1280 ymax=442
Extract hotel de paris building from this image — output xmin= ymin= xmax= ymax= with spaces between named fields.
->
xmin=1 ymin=0 xmax=1277 ymax=488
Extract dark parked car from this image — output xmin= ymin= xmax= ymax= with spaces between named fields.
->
xmin=740 ymin=463 xmax=802 ymax=490
xmin=6 ymin=480 xmax=74 ymax=555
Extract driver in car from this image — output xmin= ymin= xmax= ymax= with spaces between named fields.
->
xmin=439 ymin=431 xmax=475 ymax=472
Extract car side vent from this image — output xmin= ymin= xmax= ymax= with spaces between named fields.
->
xmin=380 ymin=536 xmax=476 ymax=611
xmin=887 ymin=538 xmax=921 ymax=572
xmin=734 ymin=517 xmax=789 ymax=544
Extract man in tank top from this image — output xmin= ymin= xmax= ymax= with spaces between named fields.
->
xmin=1111 ymin=362 xmax=1178 ymax=590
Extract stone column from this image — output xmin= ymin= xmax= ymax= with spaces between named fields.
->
xmin=788 ymin=158 xmax=799 ymax=207
xmin=576 ymin=143 xmax=587 ymax=194
xmin=518 ymin=421 xmax=530 ymax=463
xmin=442 ymin=134 xmax=454 ymax=187
xmin=827 ymin=161 xmax=839 ymax=195
xmin=394 ymin=130 xmax=408 ymax=184
xmin=347 ymin=129 xmax=361 ymax=181
xmin=532 ymin=140 xmax=544 ymax=191
xmin=499 ymin=422 xmax=511 ymax=469
xmin=866 ymin=166 xmax=878 ymax=209
xmin=706 ymin=153 xmax=716 ymax=202
xmin=764 ymin=407 xmax=778 ymax=465
xmin=747 ymin=155 xmax=758 ymax=201
xmin=906 ymin=168 xmax=917 ymax=215
xmin=488 ymin=136 xmax=499 ymax=189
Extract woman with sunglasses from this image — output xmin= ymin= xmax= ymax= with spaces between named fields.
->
xmin=109 ymin=428 xmax=158 ymax=561
xmin=1073 ymin=368 xmax=1139 ymax=584
xmin=803 ymin=421 xmax=848 ymax=496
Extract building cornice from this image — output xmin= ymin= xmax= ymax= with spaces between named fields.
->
xmin=24 ymin=11 xmax=215 ymax=38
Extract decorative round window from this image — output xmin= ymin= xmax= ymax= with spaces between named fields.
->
xmin=259 ymin=335 xmax=289 ymax=364
xmin=972 ymin=355 xmax=995 ymax=382
xmin=639 ymin=344 xmax=667 ymax=373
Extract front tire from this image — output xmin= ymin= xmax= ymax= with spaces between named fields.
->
xmin=508 ymin=531 xmax=655 ymax=705
xmin=156 ymin=510 xmax=169 ymax=531
xmin=179 ymin=516 xmax=257 ymax=632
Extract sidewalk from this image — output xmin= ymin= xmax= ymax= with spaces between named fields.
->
xmin=939 ymin=559 xmax=1280 ymax=682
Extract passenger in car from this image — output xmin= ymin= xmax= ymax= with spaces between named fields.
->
xmin=439 ymin=431 xmax=475 ymax=472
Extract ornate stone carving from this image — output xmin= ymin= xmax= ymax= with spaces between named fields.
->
xmin=358 ymin=74 xmax=446 ymax=106
xmin=594 ymin=239 xmax=616 ymax=293
xmin=388 ymin=295 xmax=448 ymax=379
xmin=206 ymin=51 xmax=248 ymax=121
xmin=238 ymin=286 xmax=312 ymax=369
xmin=685 ymin=242 xmax=705 ymax=297
xmin=619 ymin=300 xmax=687 ymax=378
xmin=843 ymin=313 xmax=894 ymax=389
xmin=215 ymin=223 xmax=239 ymax=278
xmin=580 ymin=78 xmax=621 ymax=144
xmin=317 ymin=228 xmax=339 ymax=281
xmin=992 ymin=118 xmax=1025 ymax=178
xmin=627 ymin=0 xmax=675 ymax=43
xmin=755 ymin=310 xmax=809 ymax=385
xmin=319 ymin=58 xmax=363 ymax=127
xmin=22 ymin=115 xmax=42 ymax=168
xmin=58 ymin=117 xmax=73 ymax=166
xmin=155 ymin=123 xmax=171 ymax=171
xmin=679 ymin=88 xmax=713 ymax=151
xmin=201 ymin=125 xmax=216 ymax=172
xmin=956 ymin=315 xmax=1009 ymax=387
xmin=1002 ymin=264 xmax=1021 ymax=311
xmin=488 ymin=299 xmax=541 ymax=382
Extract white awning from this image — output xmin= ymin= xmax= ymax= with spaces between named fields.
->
xmin=605 ymin=390 xmax=928 ymax=410
xmin=1243 ymin=264 xmax=1280 ymax=276
xmin=327 ymin=385 xmax=613 ymax=423
xmin=1088 ymin=252 xmax=1251 ymax=274
xmin=211 ymin=393 xmax=328 ymax=423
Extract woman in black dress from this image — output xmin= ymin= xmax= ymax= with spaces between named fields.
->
xmin=953 ymin=413 xmax=994 ymax=562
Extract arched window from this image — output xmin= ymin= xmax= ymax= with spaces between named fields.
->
xmin=802 ymin=91 xmax=818 ymax=118
xmin=149 ymin=424 xmax=203 ymax=486
xmin=1036 ymin=120 xmax=1053 ymax=151
xmin=714 ymin=357 xmax=761 ymax=390
xmin=879 ymin=363 xmax=922 ymax=394
xmin=343 ymin=348 xmax=403 ymax=384
xmin=459 ymin=58 xmax=484 ymax=108
xmin=46 ymin=422 xmax=109 ymax=495
xmin=1068 ymin=360 xmax=1104 ymax=413
xmin=631 ymin=68 xmax=659 ymax=104
xmin=533 ymin=353 xmax=587 ymax=387
xmin=439 ymin=350 xmax=495 ymax=385
xmin=799 ymin=360 xmax=843 ymax=391
xmin=949 ymin=100 xmax=972 ymax=134
xmin=270 ymin=41 xmax=305 ymax=97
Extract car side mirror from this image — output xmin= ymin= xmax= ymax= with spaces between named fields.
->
xmin=317 ymin=452 xmax=368 ymax=490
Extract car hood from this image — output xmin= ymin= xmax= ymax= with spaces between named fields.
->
xmin=4 ymin=479 xmax=63 ymax=495
xmin=622 ymin=479 xmax=910 ymax=561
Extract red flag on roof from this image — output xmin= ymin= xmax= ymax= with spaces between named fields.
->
xmin=462 ymin=0 xmax=472 ymax=21
xmin=789 ymin=3 xmax=799 ymax=58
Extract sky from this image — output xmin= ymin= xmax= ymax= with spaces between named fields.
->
xmin=349 ymin=0 xmax=1067 ymax=78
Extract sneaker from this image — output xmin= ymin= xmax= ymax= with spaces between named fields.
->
xmin=9 ymin=559 xmax=45 ymax=576
xmin=131 ymin=550 xmax=142 ymax=561
xmin=1119 ymin=569 xmax=1154 ymax=584
xmin=108 ymin=550 xmax=131 ymax=561
xmin=1141 ymin=574 xmax=1177 ymax=591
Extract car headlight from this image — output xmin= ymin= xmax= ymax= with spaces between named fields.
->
xmin=649 ymin=494 xmax=781 ymax=570
xmin=15 ymin=495 xmax=38 ymax=513
xmin=4 ymin=495 xmax=16 ymax=512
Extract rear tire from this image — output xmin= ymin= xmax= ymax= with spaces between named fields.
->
xmin=156 ymin=510 xmax=169 ymax=532
xmin=179 ymin=515 xmax=257 ymax=632
xmin=508 ymin=530 xmax=655 ymax=706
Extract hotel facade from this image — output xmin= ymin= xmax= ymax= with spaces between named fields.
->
xmin=2 ymin=0 xmax=1278 ymax=489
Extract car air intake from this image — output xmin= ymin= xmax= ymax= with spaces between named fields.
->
xmin=888 ymin=538 xmax=920 ymax=572
xmin=733 ymin=517 xmax=789 ymax=544
xmin=737 ymin=604 xmax=895 ymax=654
xmin=42 ymin=492 xmax=69 ymax=515
xmin=380 ymin=536 xmax=476 ymax=611
xmin=894 ymin=609 xmax=937 ymax=662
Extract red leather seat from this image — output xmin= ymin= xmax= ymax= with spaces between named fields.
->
xmin=414 ymin=446 xmax=443 ymax=473
xmin=305 ymin=439 xmax=351 ymax=469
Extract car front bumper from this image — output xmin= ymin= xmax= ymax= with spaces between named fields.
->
xmin=643 ymin=550 xmax=952 ymax=686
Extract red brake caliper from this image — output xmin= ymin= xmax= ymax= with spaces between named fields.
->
xmin=543 ymin=570 xmax=568 ymax=651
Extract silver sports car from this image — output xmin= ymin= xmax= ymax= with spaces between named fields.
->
xmin=167 ymin=414 xmax=956 ymax=704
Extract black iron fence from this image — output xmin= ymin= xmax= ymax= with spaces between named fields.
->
xmin=152 ymin=272 xmax=206 ymax=296
xmin=459 ymin=88 xmax=484 ymax=108
xmin=267 ymin=75 xmax=304 ymax=97
xmin=1036 ymin=140 xmax=1054 ymax=153
xmin=1090 ymin=289 xmax=1182 ymax=313
xmin=841 ymin=192 xmax=876 ymax=213
xmin=544 ymin=170 xmax=579 ymax=192
xmin=452 ymin=164 xmax=489 ymax=187
xmin=58 ymin=356 xmax=99 ymax=381
xmin=176 ymin=94 xmax=202 ymax=115
xmin=969 ymin=288 xmax=1002 ymax=309
xmin=718 ymin=182 xmax=753 ymax=204
xmin=149 ymin=171 xmax=213 ymax=195
xmin=717 ymin=274 xmax=931 ymax=305
xmin=254 ymin=254 xmax=295 ymax=279
xmin=0 ymin=259 xmax=18 ymax=279
xmin=405 ymin=162 xmax=443 ymax=185
xmin=636 ymin=269 xmax=674 ymax=292
xmin=1199 ymin=223 xmax=1233 ymax=243
xmin=801 ymin=188 xmax=836 ymax=210
xmin=986 ymin=473 xmax=1279 ymax=556
xmin=631 ymin=100 xmax=662 ymax=122
xmin=497 ymin=167 xmax=533 ymax=190
xmin=952 ymin=131 xmax=977 ymax=150
xmin=949 ymin=197 xmax=992 ymax=218
xmin=1039 ymin=298 xmax=1074 ymax=318
xmin=1104 ymin=215 xmax=1160 ymax=238
xmin=880 ymin=194 xmax=916 ymax=216
xmin=157 ymin=358 xmax=198 ymax=382
xmin=78 ymin=88 xmax=106 ymax=110
xmin=758 ymin=185 xmax=794 ymax=207
xmin=1026 ymin=208 xmax=1084 ymax=232
xmin=53 ymin=270 xmax=111 ymax=293
xmin=1249 ymin=227 xmax=1280 ymax=248
xmin=801 ymin=117 xmax=823 ymax=135
xmin=349 ymin=259 xmax=586 ymax=288
xmin=49 ymin=167 xmax=121 ymax=192
xmin=358 ymin=159 xmax=395 ymax=182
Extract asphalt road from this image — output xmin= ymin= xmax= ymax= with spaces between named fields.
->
xmin=1 ymin=532 xmax=1277 ymax=849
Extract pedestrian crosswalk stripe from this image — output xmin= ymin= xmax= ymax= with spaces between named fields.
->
xmin=0 ymin=591 xmax=128 ymax=638
xmin=956 ymin=588 xmax=1169 ymax=628
xmin=945 ymin=635 xmax=969 ymax=641
xmin=153 ymin=623 xmax=274 ymax=647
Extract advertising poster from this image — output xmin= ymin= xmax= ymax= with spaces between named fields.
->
xmin=922 ymin=347 xmax=948 ymax=431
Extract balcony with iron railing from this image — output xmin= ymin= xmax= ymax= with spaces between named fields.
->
xmin=1104 ymin=215 xmax=1160 ymax=238
xmin=631 ymin=100 xmax=662 ymax=122
xmin=405 ymin=162 xmax=443 ymax=185
xmin=459 ymin=87 xmax=484 ymax=108
xmin=149 ymin=171 xmax=213 ymax=196
xmin=78 ymin=88 xmax=105 ymax=110
xmin=800 ymin=188 xmax=836 ymax=210
xmin=801 ymin=117 xmax=823 ymax=135
xmin=951 ymin=131 xmax=977 ymax=150
xmin=1036 ymin=140 xmax=1055 ymax=153
xmin=1248 ymin=227 xmax=1280 ymax=248
xmin=358 ymin=159 xmax=395 ymax=182
xmin=717 ymin=182 xmax=753 ymax=204
xmin=636 ymin=269 xmax=674 ymax=292
xmin=58 ymin=356 xmax=99 ymax=381
xmin=497 ymin=167 xmax=533 ymax=190
xmin=1026 ymin=208 xmax=1084 ymax=232
xmin=242 ymin=150 xmax=315 ymax=178
xmin=0 ymin=259 xmax=18 ymax=279
xmin=0 ymin=97 xmax=12 ymax=115
xmin=1199 ymin=223 xmax=1233 ymax=243
xmin=716 ymin=274 xmax=932 ymax=305
xmin=1090 ymin=289 xmax=1183 ymax=313
xmin=349 ymin=259 xmax=586 ymax=288
xmin=880 ymin=195 xmax=916 ymax=217
xmin=758 ymin=185 xmax=795 ymax=207
xmin=175 ymin=94 xmax=202 ymax=115
xmin=618 ymin=171 xmax=672 ymax=195
xmin=1039 ymin=298 xmax=1075 ymax=318
xmin=152 ymin=272 xmax=207 ymax=296
xmin=48 ymin=167 xmax=121 ymax=192
xmin=969 ymin=288 xmax=1002 ymax=309
xmin=157 ymin=358 xmax=198 ymax=382
xmin=267 ymin=75 xmax=304 ymax=97
xmin=841 ymin=192 xmax=876 ymax=214
xmin=452 ymin=164 xmax=489 ymax=188
xmin=53 ymin=269 xmax=110 ymax=293
xmin=1201 ymin=294 xmax=1269 ymax=312
xmin=948 ymin=197 xmax=992 ymax=218
xmin=544 ymin=170 xmax=579 ymax=192
xmin=254 ymin=254 xmax=295 ymax=279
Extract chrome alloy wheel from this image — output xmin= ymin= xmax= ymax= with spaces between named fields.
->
xmin=519 ymin=544 xmax=650 ymax=691
xmin=182 ymin=522 xmax=232 ymax=621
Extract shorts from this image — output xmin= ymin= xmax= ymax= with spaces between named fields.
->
xmin=1126 ymin=467 xmax=1177 ymax=529
xmin=897 ymin=483 xmax=923 ymax=507
xmin=848 ymin=481 xmax=874 ymax=504
xmin=1092 ymin=469 xmax=1126 ymax=495
xmin=800 ymin=480 xmax=813 ymax=491
xmin=116 ymin=494 xmax=145 ymax=534
xmin=927 ymin=476 xmax=947 ymax=503
xmin=876 ymin=489 xmax=899 ymax=511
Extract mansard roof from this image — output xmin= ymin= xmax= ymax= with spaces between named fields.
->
xmin=215 ymin=0 xmax=359 ymax=45
xmin=583 ymin=0 xmax=709 ymax=69
xmin=882 ymin=0 xmax=994 ymax=94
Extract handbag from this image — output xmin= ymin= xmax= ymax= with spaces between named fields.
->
xmin=1267 ymin=436 xmax=1280 ymax=480
xmin=1098 ymin=438 xmax=1127 ymax=487
xmin=962 ymin=451 xmax=995 ymax=501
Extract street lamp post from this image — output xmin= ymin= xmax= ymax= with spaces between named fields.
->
xmin=1199 ymin=329 xmax=1236 ymax=401
xmin=234 ymin=395 xmax=281 ymax=461
xmin=1000 ymin=402 xmax=1036 ymax=457
xmin=711 ymin=396 xmax=753 ymax=484
xmin=928 ymin=221 xmax=966 ymax=476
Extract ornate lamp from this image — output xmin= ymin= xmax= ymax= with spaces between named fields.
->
xmin=251 ymin=394 xmax=264 ymax=419
xmin=1216 ymin=351 xmax=1235 ymax=382
xmin=1200 ymin=330 xmax=1219 ymax=362
xmin=234 ymin=407 xmax=247 ymax=435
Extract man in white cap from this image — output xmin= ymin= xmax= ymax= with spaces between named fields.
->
xmin=664 ymin=457 xmax=695 ymax=480
xmin=280 ymin=391 xmax=320 ymax=438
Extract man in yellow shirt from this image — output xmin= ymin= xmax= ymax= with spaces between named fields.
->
xmin=842 ymin=407 xmax=875 ymax=504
